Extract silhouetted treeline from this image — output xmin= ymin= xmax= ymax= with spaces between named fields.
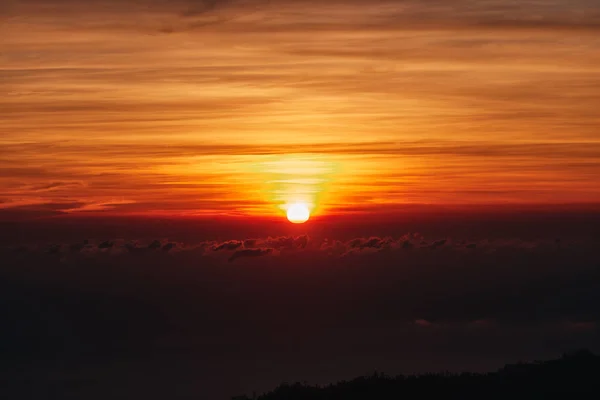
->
xmin=233 ymin=350 xmax=600 ymax=399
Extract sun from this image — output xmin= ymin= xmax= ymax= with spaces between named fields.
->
xmin=286 ymin=203 xmax=310 ymax=224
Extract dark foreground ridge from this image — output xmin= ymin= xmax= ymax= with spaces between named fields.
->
xmin=233 ymin=350 xmax=600 ymax=399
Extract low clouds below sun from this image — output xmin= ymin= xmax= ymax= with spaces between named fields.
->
xmin=3 ymin=231 xmax=600 ymax=371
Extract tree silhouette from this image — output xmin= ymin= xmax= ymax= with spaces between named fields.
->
xmin=233 ymin=350 xmax=600 ymax=399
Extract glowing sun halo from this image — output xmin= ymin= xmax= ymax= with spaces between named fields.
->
xmin=287 ymin=203 xmax=310 ymax=224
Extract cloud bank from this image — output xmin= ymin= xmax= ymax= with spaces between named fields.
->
xmin=3 ymin=231 xmax=600 ymax=398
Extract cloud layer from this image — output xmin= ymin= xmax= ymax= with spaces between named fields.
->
xmin=5 ymin=231 xmax=600 ymax=336
xmin=3 ymin=230 xmax=600 ymax=398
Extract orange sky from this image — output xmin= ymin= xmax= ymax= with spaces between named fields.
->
xmin=2 ymin=0 xmax=600 ymax=218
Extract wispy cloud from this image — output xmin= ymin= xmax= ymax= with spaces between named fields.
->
xmin=2 ymin=0 xmax=600 ymax=215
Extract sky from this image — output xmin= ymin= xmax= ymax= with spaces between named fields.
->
xmin=2 ymin=0 xmax=600 ymax=219
xmin=2 ymin=3 xmax=600 ymax=398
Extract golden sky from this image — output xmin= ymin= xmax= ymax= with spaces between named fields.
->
xmin=2 ymin=0 xmax=600 ymax=217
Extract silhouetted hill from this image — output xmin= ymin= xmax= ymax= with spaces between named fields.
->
xmin=233 ymin=350 xmax=600 ymax=399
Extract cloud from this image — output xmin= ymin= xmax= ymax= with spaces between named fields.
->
xmin=98 ymin=240 xmax=114 ymax=249
xmin=258 ymin=235 xmax=310 ymax=250
xmin=69 ymin=241 xmax=88 ymax=253
xmin=161 ymin=242 xmax=178 ymax=252
xmin=7 ymin=233 xmax=574 ymax=260
xmin=0 ymin=201 xmax=89 ymax=220
xmin=15 ymin=0 xmax=596 ymax=34
xmin=2 ymin=229 xmax=600 ymax=398
xmin=157 ymin=0 xmax=600 ymax=35
xmin=414 ymin=319 xmax=436 ymax=328
xmin=3 ymin=232 xmax=600 ymax=334
xmin=429 ymin=239 xmax=447 ymax=249
xmin=139 ymin=239 xmax=184 ymax=252
xmin=212 ymin=240 xmax=244 ymax=251
xmin=148 ymin=239 xmax=162 ymax=250
xmin=228 ymin=247 xmax=273 ymax=262
xmin=3 ymin=0 xmax=600 ymax=215
xmin=26 ymin=181 xmax=85 ymax=192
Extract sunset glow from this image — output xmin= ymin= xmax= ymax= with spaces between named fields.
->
xmin=2 ymin=0 xmax=600 ymax=219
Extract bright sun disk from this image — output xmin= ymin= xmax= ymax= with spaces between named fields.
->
xmin=287 ymin=203 xmax=310 ymax=224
